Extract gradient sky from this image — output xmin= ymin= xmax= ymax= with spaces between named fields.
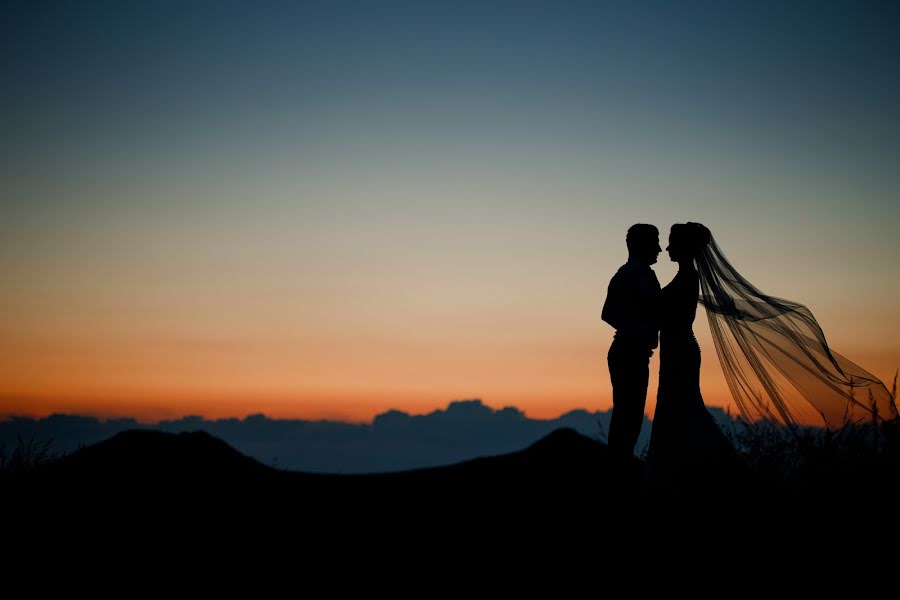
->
xmin=2 ymin=1 xmax=899 ymax=423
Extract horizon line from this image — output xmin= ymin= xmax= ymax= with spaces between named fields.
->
xmin=0 ymin=397 xmax=741 ymax=427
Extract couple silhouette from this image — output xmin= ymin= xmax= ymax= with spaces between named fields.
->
xmin=601 ymin=222 xmax=895 ymax=484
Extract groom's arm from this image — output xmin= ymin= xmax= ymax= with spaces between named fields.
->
xmin=603 ymin=270 xmax=655 ymax=344
xmin=602 ymin=272 xmax=629 ymax=330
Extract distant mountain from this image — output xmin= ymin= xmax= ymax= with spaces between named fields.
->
xmin=0 ymin=399 xmax=658 ymax=472
xmin=1 ymin=400 xmax=742 ymax=473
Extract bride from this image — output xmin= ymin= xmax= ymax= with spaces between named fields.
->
xmin=646 ymin=222 xmax=896 ymax=485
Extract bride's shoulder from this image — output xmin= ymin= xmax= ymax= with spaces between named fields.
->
xmin=667 ymin=268 xmax=699 ymax=289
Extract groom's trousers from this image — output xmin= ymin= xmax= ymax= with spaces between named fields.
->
xmin=607 ymin=339 xmax=651 ymax=459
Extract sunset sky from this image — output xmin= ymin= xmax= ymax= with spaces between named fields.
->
xmin=2 ymin=1 xmax=899 ymax=423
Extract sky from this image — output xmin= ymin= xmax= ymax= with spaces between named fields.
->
xmin=2 ymin=1 xmax=899 ymax=423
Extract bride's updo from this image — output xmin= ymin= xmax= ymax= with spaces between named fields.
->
xmin=671 ymin=222 xmax=711 ymax=259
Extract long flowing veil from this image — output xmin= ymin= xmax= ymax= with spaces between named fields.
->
xmin=696 ymin=234 xmax=897 ymax=427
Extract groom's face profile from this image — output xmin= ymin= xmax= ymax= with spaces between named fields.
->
xmin=626 ymin=224 xmax=662 ymax=266
xmin=643 ymin=235 xmax=662 ymax=265
xmin=633 ymin=235 xmax=661 ymax=266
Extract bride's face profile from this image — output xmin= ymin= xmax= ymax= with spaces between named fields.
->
xmin=666 ymin=237 xmax=676 ymax=262
xmin=667 ymin=231 xmax=687 ymax=263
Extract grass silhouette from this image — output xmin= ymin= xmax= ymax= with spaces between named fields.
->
xmin=0 ymin=434 xmax=65 ymax=477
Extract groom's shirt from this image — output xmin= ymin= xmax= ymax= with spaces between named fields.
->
xmin=602 ymin=257 xmax=661 ymax=351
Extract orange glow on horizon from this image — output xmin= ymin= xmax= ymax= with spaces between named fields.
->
xmin=0 ymin=368 xmax=729 ymax=423
xmin=1 ymin=314 xmax=894 ymax=424
xmin=0 ymin=388 xmax=741 ymax=425
xmin=2 ymin=312 xmax=894 ymax=425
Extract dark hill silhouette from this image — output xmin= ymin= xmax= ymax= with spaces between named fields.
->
xmin=22 ymin=426 xmax=623 ymax=486
xmin=9 ymin=425 xmax=895 ymax=556
xmin=5 ymin=427 xmax=775 ymax=568
xmin=36 ymin=428 xmax=273 ymax=483
xmin=13 ymin=427 xmax=643 ymax=524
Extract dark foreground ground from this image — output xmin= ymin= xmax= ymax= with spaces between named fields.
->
xmin=4 ymin=426 xmax=898 ymax=572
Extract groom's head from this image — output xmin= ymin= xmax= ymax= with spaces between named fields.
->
xmin=626 ymin=224 xmax=661 ymax=266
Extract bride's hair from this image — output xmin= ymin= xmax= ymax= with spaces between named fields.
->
xmin=671 ymin=222 xmax=711 ymax=259
xmin=691 ymin=224 xmax=896 ymax=426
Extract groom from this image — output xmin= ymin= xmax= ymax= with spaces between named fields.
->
xmin=602 ymin=224 xmax=661 ymax=459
